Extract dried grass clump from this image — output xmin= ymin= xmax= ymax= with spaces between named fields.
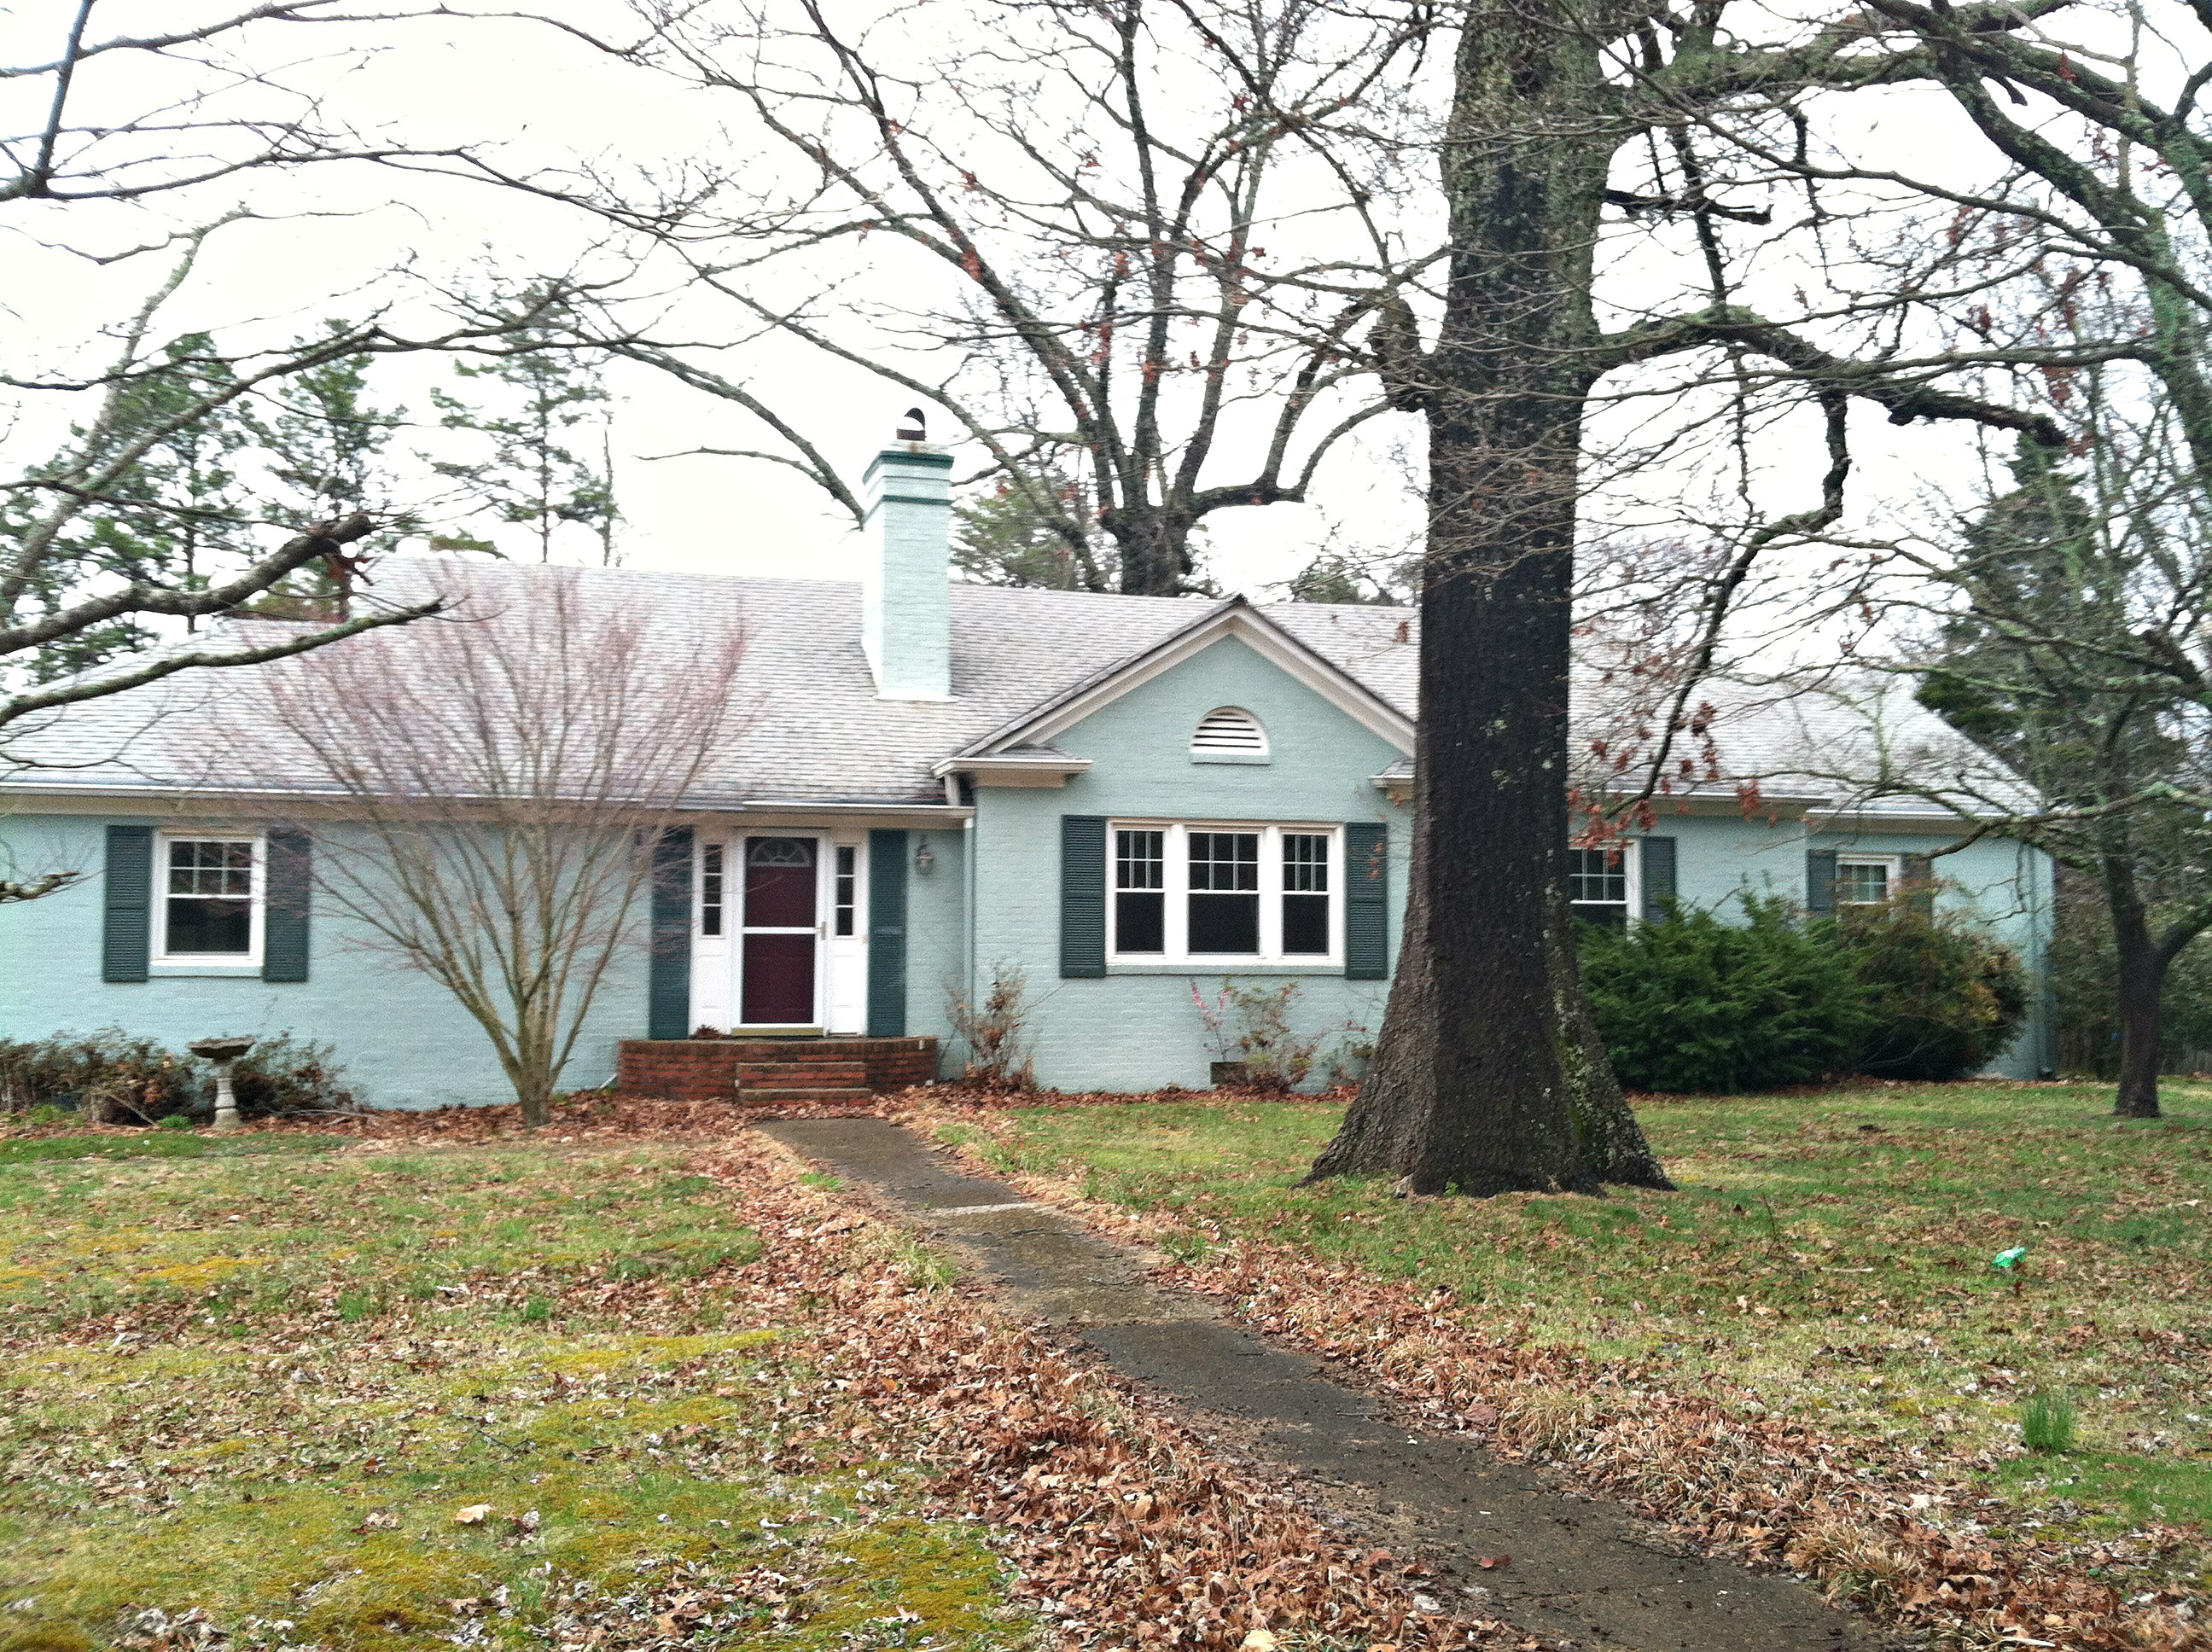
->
xmin=1786 ymin=1517 xmax=1921 ymax=1609
xmin=1497 ymin=1386 xmax=1600 ymax=1456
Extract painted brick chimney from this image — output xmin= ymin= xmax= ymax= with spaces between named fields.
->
xmin=860 ymin=408 xmax=953 ymax=701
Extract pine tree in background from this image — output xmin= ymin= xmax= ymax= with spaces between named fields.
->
xmin=9 ymin=334 xmax=256 ymax=678
xmin=430 ymin=329 xmax=619 ymax=566
xmin=242 ymin=329 xmax=408 ymax=620
xmin=952 ymin=470 xmax=1109 ymax=590
xmin=1283 ymin=551 xmax=1409 ymax=605
xmin=1917 ymin=445 xmax=2212 ymax=1119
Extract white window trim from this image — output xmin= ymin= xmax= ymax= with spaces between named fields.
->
xmin=1836 ymin=852 xmax=1902 ymax=906
xmin=1567 ymin=839 xmax=1642 ymax=923
xmin=1107 ymin=819 xmax=1342 ymax=968
xmin=152 ymin=832 xmax=265 ymax=967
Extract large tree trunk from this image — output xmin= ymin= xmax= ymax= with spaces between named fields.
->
xmin=1107 ymin=505 xmax=1196 ymax=597
xmin=2109 ymin=874 xmax=2167 ymax=1119
xmin=1309 ymin=3 xmax=1668 ymax=1194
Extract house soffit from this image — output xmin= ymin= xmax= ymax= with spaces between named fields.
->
xmin=953 ymin=599 xmax=1416 ymax=761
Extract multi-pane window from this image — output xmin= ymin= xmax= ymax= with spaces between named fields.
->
xmin=1836 ymin=858 xmax=1893 ymax=905
xmin=161 ymin=837 xmax=257 ymax=957
xmin=1187 ymin=831 xmax=1261 ymax=953
xmin=1282 ymin=833 xmax=1330 ymax=955
xmin=1566 ymin=846 xmax=1629 ymax=929
xmin=1115 ymin=829 xmax=1167 ymax=953
xmin=700 ymin=842 xmax=725 ymax=937
xmin=1108 ymin=823 xmax=1337 ymax=964
xmin=835 ymin=845 xmax=858 ymax=936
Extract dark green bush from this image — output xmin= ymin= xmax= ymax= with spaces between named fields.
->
xmin=1832 ymin=899 xmax=2028 ymax=1079
xmin=0 ymin=1028 xmax=353 ymax=1121
xmin=1580 ymin=897 xmax=1870 ymax=1092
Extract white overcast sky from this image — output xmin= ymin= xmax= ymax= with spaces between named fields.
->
xmin=1 ymin=1 xmax=2033 ymax=605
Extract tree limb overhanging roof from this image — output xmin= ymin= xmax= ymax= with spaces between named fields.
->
xmin=0 ymin=556 xmax=2016 ymax=818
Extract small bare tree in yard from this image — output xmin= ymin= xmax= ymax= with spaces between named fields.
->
xmin=250 ymin=570 xmax=749 ymax=1126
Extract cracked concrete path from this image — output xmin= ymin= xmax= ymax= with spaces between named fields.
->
xmin=759 ymin=1116 xmax=1892 ymax=1652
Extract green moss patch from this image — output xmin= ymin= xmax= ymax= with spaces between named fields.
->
xmin=0 ymin=1142 xmax=1027 ymax=1651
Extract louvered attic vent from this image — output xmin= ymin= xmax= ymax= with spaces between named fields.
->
xmin=1190 ymin=706 xmax=1268 ymax=759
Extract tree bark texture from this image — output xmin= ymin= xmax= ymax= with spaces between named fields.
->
xmin=1311 ymin=3 xmax=1669 ymax=1193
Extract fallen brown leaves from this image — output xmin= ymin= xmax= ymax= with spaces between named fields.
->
xmin=693 ymin=1132 xmax=1551 ymax=1651
xmin=904 ymin=1097 xmax=2210 ymax=1652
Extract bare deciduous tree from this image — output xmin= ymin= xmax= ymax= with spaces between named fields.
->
xmin=521 ymin=0 xmax=1431 ymax=594
xmin=3 ymin=0 xmax=459 ymax=206
xmin=248 ymin=568 xmax=751 ymax=1126
xmin=2 ymin=7 xmax=640 ymax=758
xmin=1308 ymin=0 xmax=2151 ymax=1195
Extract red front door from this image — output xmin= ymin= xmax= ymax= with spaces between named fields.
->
xmin=741 ymin=836 xmax=818 ymax=1025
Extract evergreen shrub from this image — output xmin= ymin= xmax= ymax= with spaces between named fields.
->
xmin=1834 ymin=899 xmax=2028 ymax=1079
xmin=1580 ymin=898 xmax=1868 ymax=1092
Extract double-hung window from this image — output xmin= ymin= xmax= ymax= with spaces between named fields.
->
xmin=1566 ymin=846 xmax=1631 ymax=928
xmin=1836 ymin=855 xmax=1897 ymax=906
xmin=156 ymin=835 xmax=262 ymax=963
xmin=1109 ymin=823 xmax=1339 ymax=965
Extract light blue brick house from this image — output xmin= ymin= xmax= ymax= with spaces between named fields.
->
xmin=0 ymin=436 xmax=2055 ymax=1105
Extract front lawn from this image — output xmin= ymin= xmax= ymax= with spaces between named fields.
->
xmin=977 ymin=1081 xmax=2212 ymax=1558
xmin=0 ymin=1132 xmax=1027 ymax=1651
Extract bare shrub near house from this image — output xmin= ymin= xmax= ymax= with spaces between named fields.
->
xmin=1196 ymin=981 xmax=1325 ymax=1094
xmin=245 ymin=570 xmax=749 ymax=1126
xmin=946 ymin=963 xmax=1037 ymax=1091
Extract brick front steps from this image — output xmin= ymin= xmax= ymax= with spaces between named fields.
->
xmin=616 ymin=1037 xmax=940 ymax=1104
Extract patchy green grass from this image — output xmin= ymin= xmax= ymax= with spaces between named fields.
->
xmin=0 ymin=1131 xmax=342 ymax=1166
xmin=992 ymin=1081 xmax=2212 ymax=1546
xmin=0 ymin=1138 xmax=1030 ymax=1651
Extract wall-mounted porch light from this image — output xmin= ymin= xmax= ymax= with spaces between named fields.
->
xmin=914 ymin=838 xmax=936 ymax=875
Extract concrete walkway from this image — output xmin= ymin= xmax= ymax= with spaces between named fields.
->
xmin=759 ymin=1117 xmax=1890 ymax=1652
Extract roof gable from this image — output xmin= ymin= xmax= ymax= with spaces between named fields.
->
xmin=951 ymin=597 xmax=1415 ymax=761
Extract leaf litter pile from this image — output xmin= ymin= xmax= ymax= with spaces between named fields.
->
xmin=905 ymin=1086 xmax=2212 ymax=1652
xmin=0 ymin=1100 xmax=1538 ymax=1652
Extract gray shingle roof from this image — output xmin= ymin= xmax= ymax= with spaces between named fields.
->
xmin=0 ymin=556 xmax=2007 ymax=813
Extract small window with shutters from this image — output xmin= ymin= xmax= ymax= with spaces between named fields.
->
xmin=1567 ymin=839 xmax=1655 ymax=929
xmin=1190 ymin=707 xmax=1269 ymax=763
xmin=1837 ymin=855 xmax=1899 ymax=905
xmin=154 ymin=834 xmax=262 ymax=963
xmin=1566 ymin=846 xmax=1630 ymax=929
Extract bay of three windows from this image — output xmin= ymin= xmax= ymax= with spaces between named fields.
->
xmin=1112 ymin=823 xmax=1336 ymax=964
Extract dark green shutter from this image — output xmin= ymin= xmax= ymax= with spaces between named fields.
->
xmin=647 ymin=827 xmax=694 ymax=1039
xmin=1904 ymin=852 xmax=1936 ymax=914
xmin=1343 ymin=821 xmax=1389 ymax=980
xmin=262 ymin=829 xmax=311 ymax=982
xmin=867 ymin=829 xmax=908 ymax=1035
xmin=1060 ymin=816 xmax=1106 ymax=978
xmin=102 ymin=824 xmax=154 ymax=982
xmin=1806 ymin=848 xmax=1838 ymax=917
xmin=1639 ymin=835 xmax=1676 ymax=923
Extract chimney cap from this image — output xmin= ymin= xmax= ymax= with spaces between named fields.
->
xmin=895 ymin=406 xmax=928 ymax=443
